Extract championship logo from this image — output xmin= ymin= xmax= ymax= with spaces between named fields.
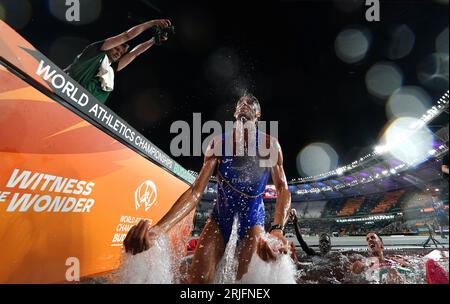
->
xmin=134 ymin=180 xmax=158 ymax=211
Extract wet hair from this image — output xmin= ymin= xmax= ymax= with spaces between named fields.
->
xmin=237 ymin=93 xmax=261 ymax=114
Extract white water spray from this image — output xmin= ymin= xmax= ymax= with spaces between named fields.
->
xmin=113 ymin=215 xmax=297 ymax=284
xmin=115 ymin=234 xmax=174 ymax=284
xmin=236 ymin=117 xmax=246 ymax=157
xmin=238 ymin=232 xmax=297 ymax=284
xmin=214 ymin=215 xmax=240 ymax=283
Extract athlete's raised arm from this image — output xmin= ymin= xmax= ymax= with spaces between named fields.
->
xmin=101 ymin=19 xmax=171 ymax=51
xmin=117 ymin=39 xmax=155 ymax=71
xmin=124 ymin=139 xmax=218 ymax=255
xmin=155 ymin=142 xmax=218 ymax=234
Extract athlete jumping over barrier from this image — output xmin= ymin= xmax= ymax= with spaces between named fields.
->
xmin=123 ymin=94 xmax=292 ymax=283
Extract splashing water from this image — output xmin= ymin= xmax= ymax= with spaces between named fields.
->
xmin=215 ymin=215 xmax=240 ymax=283
xmin=238 ymin=232 xmax=297 ymax=284
xmin=115 ymin=234 xmax=174 ymax=284
xmin=111 ymin=212 xmax=297 ymax=284
xmin=236 ymin=117 xmax=246 ymax=157
xmin=295 ymin=249 xmax=449 ymax=284
xmin=214 ymin=215 xmax=297 ymax=284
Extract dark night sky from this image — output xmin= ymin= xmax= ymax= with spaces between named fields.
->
xmin=10 ymin=0 xmax=449 ymax=180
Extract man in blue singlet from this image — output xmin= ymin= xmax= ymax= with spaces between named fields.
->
xmin=124 ymin=94 xmax=292 ymax=283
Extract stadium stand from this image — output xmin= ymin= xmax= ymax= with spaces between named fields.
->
xmin=357 ymin=193 xmax=384 ymax=215
xmin=322 ymin=199 xmax=346 ymax=218
xmin=371 ymin=190 xmax=405 ymax=214
xmin=337 ymin=196 xmax=365 ymax=217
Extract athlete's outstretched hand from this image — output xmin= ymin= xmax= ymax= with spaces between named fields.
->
xmin=123 ymin=220 xmax=160 ymax=255
xmin=256 ymin=230 xmax=289 ymax=262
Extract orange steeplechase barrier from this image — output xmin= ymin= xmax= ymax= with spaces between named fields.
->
xmin=0 ymin=20 xmax=195 ymax=283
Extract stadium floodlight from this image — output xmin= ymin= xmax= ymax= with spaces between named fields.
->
xmin=374 ymin=145 xmax=388 ymax=154
xmin=382 ymin=170 xmax=389 ymax=175
xmin=390 ymin=168 xmax=396 ymax=174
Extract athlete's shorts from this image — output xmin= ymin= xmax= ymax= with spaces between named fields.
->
xmin=211 ymin=194 xmax=265 ymax=244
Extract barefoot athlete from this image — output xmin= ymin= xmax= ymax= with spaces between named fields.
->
xmin=64 ymin=19 xmax=172 ymax=104
xmin=124 ymin=94 xmax=292 ymax=283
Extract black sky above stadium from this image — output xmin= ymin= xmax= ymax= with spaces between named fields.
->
xmin=14 ymin=0 xmax=449 ymax=180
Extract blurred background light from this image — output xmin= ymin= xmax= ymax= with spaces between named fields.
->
xmin=387 ymin=24 xmax=415 ymax=60
xmin=386 ymin=86 xmax=431 ymax=119
xmin=297 ymin=143 xmax=339 ymax=177
xmin=417 ymin=53 xmax=449 ymax=93
xmin=381 ymin=117 xmax=434 ymax=166
xmin=365 ymin=62 xmax=403 ymax=99
xmin=0 ymin=0 xmax=32 ymax=30
xmin=435 ymin=27 xmax=449 ymax=53
xmin=335 ymin=27 xmax=371 ymax=64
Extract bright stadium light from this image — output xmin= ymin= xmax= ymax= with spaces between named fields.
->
xmin=381 ymin=117 xmax=434 ymax=166
xmin=289 ymin=91 xmax=448 ymax=185
xmin=374 ymin=145 xmax=388 ymax=154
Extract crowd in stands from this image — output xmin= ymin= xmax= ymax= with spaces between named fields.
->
xmin=371 ymin=190 xmax=405 ymax=214
xmin=337 ymin=197 xmax=365 ymax=217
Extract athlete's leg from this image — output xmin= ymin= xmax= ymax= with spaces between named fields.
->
xmin=188 ymin=218 xmax=225 ymax=283
xmin=235 ymin=225 xmax=264 ymax=280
